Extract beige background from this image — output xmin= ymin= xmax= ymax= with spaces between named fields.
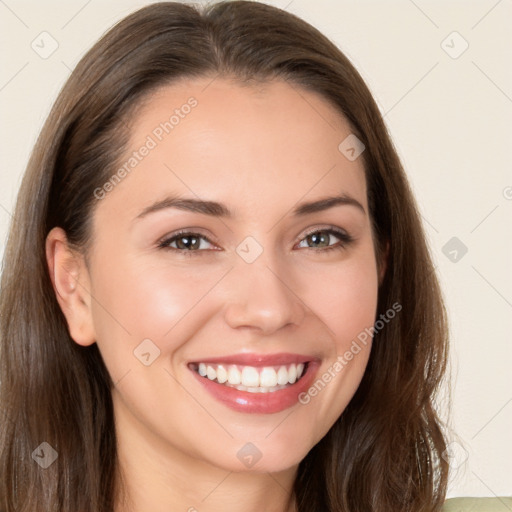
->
xmin=1 ymin=0 xmax=511 ymax=499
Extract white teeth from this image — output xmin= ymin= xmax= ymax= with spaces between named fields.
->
xmin=206 ymin=365 xmax=216 ymax=381
xmin=195 ymin=362 xmax=307 ymax=392
xmin=288 ymin=364 xmax=297 ymax=384
xmin=216 ymin=365 xmax=228 ymax=384
xmin=227 ymin=365 xmax=241 ymax=385
xmin=260 ymin=367 xmax=278 ymax=387
xmin=241 ymin=366 xmax=260 ymax=387
xmin=276 ymin=366 xmax=289 ymax=385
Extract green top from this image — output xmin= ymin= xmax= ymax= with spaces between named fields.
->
xmin=442 ymin=498 xmax=512 ymax=511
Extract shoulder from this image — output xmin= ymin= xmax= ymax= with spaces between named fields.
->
xmin=442 ymin=497 xmax=512 ymax=511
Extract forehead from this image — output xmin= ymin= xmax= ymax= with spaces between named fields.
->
xmin=98 ymin=77 xmax=368 ymax=223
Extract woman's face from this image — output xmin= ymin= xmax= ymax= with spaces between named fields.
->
xmin=62 ymin=77 xmax=380 ymax=473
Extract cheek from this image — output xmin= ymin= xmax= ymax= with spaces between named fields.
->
xmin=88 ymin=252 xmax=226 ymax=364
xmin=299 ymin=249 xmax=379 ymax=346
xmin=331 ymin=266 xmax=379 ymax=343
xmin=294 ymin=246 xmax=378 ymax=424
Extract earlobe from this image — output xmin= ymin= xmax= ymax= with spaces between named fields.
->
xmin=45 ymin=227 xmax=96 ymax=347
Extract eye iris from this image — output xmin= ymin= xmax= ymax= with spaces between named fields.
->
xmin=176 ymin=235 xmax=200 ymax=250
xmin=308 ymin=231 xmax=330 ymax=248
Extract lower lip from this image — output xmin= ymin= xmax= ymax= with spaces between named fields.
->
xmin=189 ymin=362 xmax=320 ymax=414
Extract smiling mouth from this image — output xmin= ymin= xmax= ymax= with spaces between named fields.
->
xmin=188 ymin=362 xmax=309 ymax=393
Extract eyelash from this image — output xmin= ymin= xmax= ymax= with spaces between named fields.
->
xmin=157 ymin=226 xmax=354 ymax=257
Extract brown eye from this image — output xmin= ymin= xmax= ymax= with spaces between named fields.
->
xmin=158 ymin=231 xmax=215 ymax=253
xmin=173 ymin=234 xmax=201 ymax=250
xmin=305 ymin=231 xmax=331 ymax=248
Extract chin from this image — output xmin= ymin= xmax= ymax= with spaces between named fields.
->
xmin=214 ymin=437 xmax=312 ymax=475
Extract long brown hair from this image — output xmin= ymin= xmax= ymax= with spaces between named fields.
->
xmin=0 ymin=2 xmax=449 ymax=510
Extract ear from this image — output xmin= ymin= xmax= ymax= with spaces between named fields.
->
xmin=45 ymin=227 xmax=96 ymax=346
xmin=378 ymin=240 xmax=390 ymax=286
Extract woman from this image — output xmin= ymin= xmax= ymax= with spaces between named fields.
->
xmin=0 ymin=1 xmax=449 ymax=510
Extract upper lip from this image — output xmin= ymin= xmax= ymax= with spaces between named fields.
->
xmin=189 ymin=352 xmax=317 ymax=367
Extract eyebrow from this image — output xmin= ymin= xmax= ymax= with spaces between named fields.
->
xmin=134 ymin=193 xmax=366 ymax=222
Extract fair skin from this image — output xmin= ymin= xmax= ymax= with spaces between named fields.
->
xmin=46 ymin=77 xmax=384 ymax=512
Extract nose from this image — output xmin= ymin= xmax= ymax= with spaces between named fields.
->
xmin=223 ymin=256 xmax=307 ymax=336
